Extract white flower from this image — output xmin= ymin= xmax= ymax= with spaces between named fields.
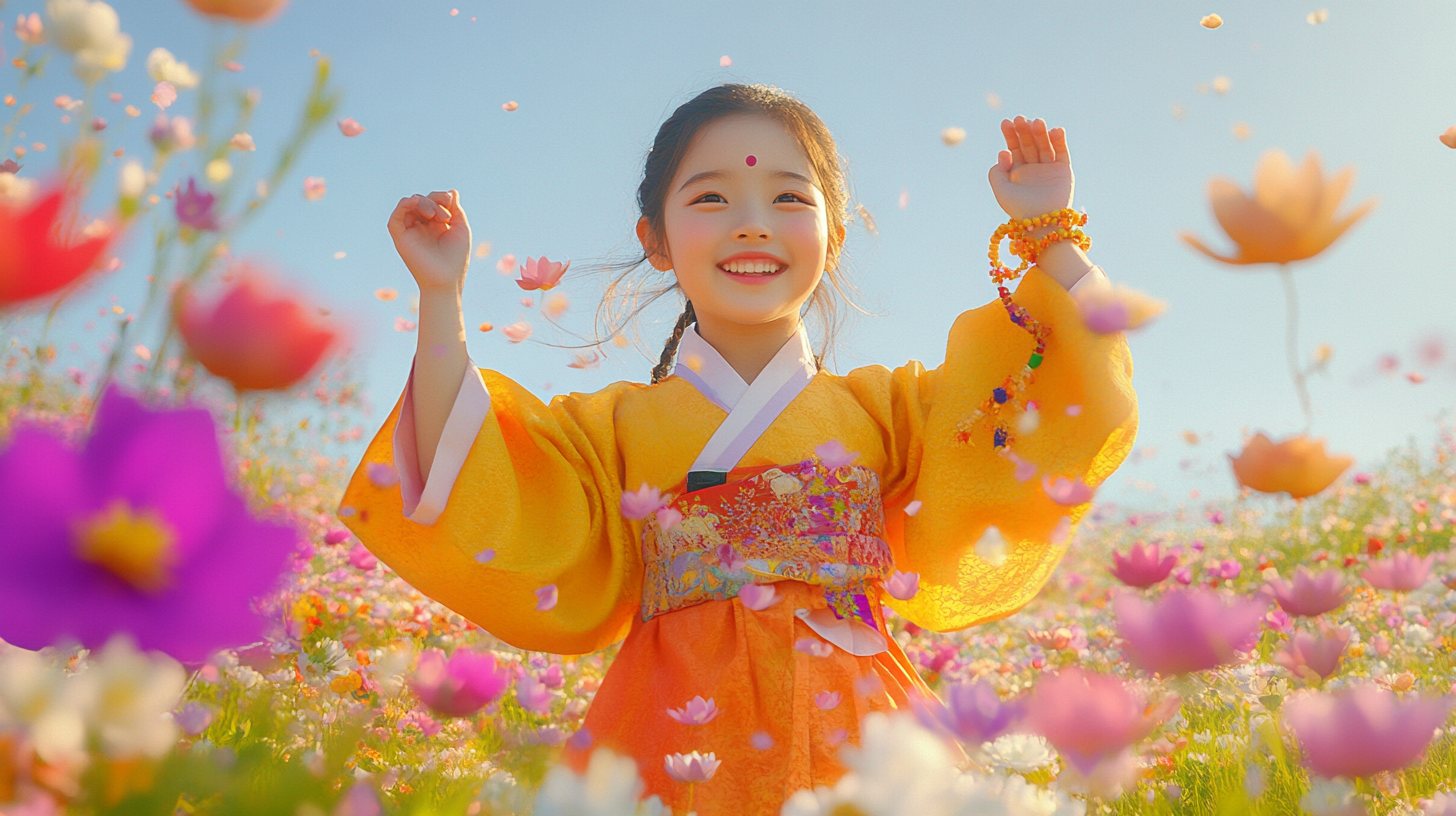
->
xmin=534 ymin=747 xmax=667 ymax=816
xmin=45 ymin=0 xmax=132 ymax=82
xmin=981 ymin=733 xmax=1056 ymax=773
xmin=145 ymin=47 xmax=198 ymax=88
xmin=0 ymin=644 xmax=89 ymax=764
xmin=297 ymin=639 xmax=352 ymax=686
xmin=0 ymin=172 xmax=38 ymax=207
xmin=975 ymin=526 xmax=1009 ymax=567
xmin=77 ymin=634 xmax=186 ymax=759
xmin=1405 ymin=624 xmax=1433 ymax=647
xmin=118 ymin=159 xmax=146 ymax=199
xmin=1301 ymin=777 xmax=1362 ymax=816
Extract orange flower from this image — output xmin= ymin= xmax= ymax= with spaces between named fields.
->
xmin=1181 ymin=149 xmax=1375 ymax=266
xmin=1229 ymin=432 xmax=1353 ymax=499
xmin=174 ymin=263 xmax=338 ymax=392
xmin=181 ymin=0 xmax=288 ymax=22
xmin=0 ymin=186 xmax=112 ymax=308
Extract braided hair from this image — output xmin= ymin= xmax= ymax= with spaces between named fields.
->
xmin=650 ymin=301 xmax=696 ymax=385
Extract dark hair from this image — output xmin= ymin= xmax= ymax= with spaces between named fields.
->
xmin=584 ymin=83 xmax=868 ymax=384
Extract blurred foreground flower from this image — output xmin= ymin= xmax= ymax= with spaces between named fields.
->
xmin=46 ymin=0 xmax=133 ymax=83
xmin=1113 ymin=588 xmax=1265 ymax=676
xmin=1024 ymin=668 xmax=1178 ymax=780
xmin=1273 ymin=623 xmax=1350 ymax=684
xmin=0 ymin=386 xmax=296 ymax=662
xmin=181 ymin=0 xmax=289 ymax=22
xmin=1268 ymin=566 xmax=1349 ymax=617
xmin=0 ymin=185 xmax=113 ymax=309
xmin=174 ymin=263 xmax=339 ymax=392
xmin=1363 ymin=550 xmax=1436 ymax=592
xmin=1181 ymin=149 xmax=1376 ymax=266
xmin=173 ymin=177 xmax=219 ymax=231
xmin=535 ymin=748 xmax=669 ymax=816
xmin=409 ymin=647 xmax=511 ymax=718
xmin=911 ymin=680 xmax=1021 ymax=745
xmin=1074 ymin=282 xmax=1166 ymax=334
xmin=1108 ymin=541 xmax=1177 ymax=588
xmin=1230 ymin=432 xmax=1353 ymax=499
xmin=1283 ymin=684 xmax=1453 ymax=778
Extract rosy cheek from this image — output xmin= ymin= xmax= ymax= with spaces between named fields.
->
xmin=780 ymin=214 xmax=825 ymax=253
xmin=667 ymin=213 xmax=718 ymax=261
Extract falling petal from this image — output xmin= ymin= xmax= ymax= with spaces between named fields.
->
xmin=985 ymin=92 xmax=1002 ymax=109
xmin=738 ymin=584 xmax=778 ymax=611
xmin=655 ymin=506 xmax=682 ymax=531
xmin=719 ymin=55 xmax=732 ymax=67
xmin=376 ymin=288 xmax=398 ymax=301
xmin=475 ymin=549 xmax=495 ymax=563
xmin=899 ymin=188 xmax=909 ymax=210
xmin=367 ymin=462 xmax=400 ymax=488
xmin=502 ymin=321 xmax=532 ymax=343
xmin=151 ymin=82 xmax=177 ymax=110
xmin=1440 ymin=126 xmax=1456 ymax=149
xmin=535 ymin=585 xmax=558 ymax=611
xmin=496 ymin=254 xmax=517 ymax=275
xmin=975 ymin=526 xmax=1008 ymax=567
xmin=1307 ymin=8 xmax=1328 ymax=24
xmin=478 ymin=322 xmax=493 ymax=332
xmin=941 ymin=127 xmax=966 ymax=147
xmin=229 ymin=133 xmax=256 ymax=151
xmin=303 ymin=177 xmax=326 ymax=201
xmin=905 ymin=499 xmax=922 ymax=516
xmin=814 ymin=439 xmax=859 ymax=469
xmin=394 ymin=317 xmax=416 ymax=332
xmin=886 ymin=570 xmax=920 ymax=600
xmin=338 ymin=118 xmax=365 ymax=137
xmin=1211 ymin=76 xmax=1231 ymax=94
xmin=474 ymin=241 xmax=492 ymax=258
xmin=502 ymin=100 xmax=519 ymax=112
xmin=1200 ymin=13 xmax=1223 ymax=28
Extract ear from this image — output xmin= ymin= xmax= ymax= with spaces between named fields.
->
xmin=637 ymin=216 xmax=672 ymax=271
xmin=828 ymin=222 xmax=847 ymax=270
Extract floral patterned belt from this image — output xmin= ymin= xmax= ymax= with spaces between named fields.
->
xmin=639 ymin=459 xmax=893 ymax=633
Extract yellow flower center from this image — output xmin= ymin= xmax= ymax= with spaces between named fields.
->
xmin=830 ymin=805 xmax=871 ymax=816
xmin=72 ymin=499 xmax=178 ymax=594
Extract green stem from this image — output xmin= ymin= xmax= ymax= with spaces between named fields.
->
xmin=1279 ymin=265 xmax=1314 ymax=434
xmin=88 ymin=317 xmax=132 ymax=428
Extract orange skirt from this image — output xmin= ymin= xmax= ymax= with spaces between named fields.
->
xmin=562 ymin=580 xmax=937 ymax=815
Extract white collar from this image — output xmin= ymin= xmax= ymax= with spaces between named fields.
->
xmin=673 ymin=322 xmax=816 ymax=413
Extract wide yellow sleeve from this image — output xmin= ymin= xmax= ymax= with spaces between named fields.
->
xmin=336 ymin=370 xmax=641 ymax=655
xmin=856 ymin=265 xmax=1137 ymax=632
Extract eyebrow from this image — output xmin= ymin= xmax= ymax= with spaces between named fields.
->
xmin=677 ymin=169 xmax=816 ymax=193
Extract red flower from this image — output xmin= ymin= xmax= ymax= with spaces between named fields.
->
xmin=0 ymin=186 xmax=112 ymax=308
xmin=174 ymin=263 xmax=338 ymax=391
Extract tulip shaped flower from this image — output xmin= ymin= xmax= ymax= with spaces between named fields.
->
xmin=1229 ymin=432 xmax=1353 ymax=500
xmin=1273 ymin=624 xmax=1350 ymax=684
xmin=409 ymin=647 xmax=511 ymax=718
xmin=1268 ymin=566 xmax=1349 ymax=617
xmin=667 ymin=695 xmax=720 ymax=726
xmin=1114 ymin=588 xmax=1266 ymax=676
xmin=1363 ymin=550 xmax=1436 ymax=592
xmin=515 ymin=255 xmax=570 ymax=291
xmin=1283 ymin=684 xmax=1453 ymax=778
xmin=182 ymin=0 xmax=289 ymax=22
xmin=1109 ymin=541 xmax=1178 ymax=589
xmin=174 ymin=263 xmax=338 ymax=392
xmin=912 ymin=680 xmax=1022 ymax=744
xmin=1024 ymin=668 xmax=1179 ymax=776
xmin=0 ymin=385 xmax=295 ymax=662
xmin=0 ymin=185 xmax=112 ymax=308
xmin=664 ymin=751 xmax=720 ymax=784
xmin=1181 ymin=149 xmax=1376 ymax=266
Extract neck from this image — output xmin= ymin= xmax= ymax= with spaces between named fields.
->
xmin=692 ymin=312 xmax=802 ymax=385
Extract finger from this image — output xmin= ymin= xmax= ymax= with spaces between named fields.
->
xmin=447 ymin=189 xmax=470 ymax=231
xmin=997 ymin=150 xmax=1013 ymax=173
xmin=1014 ymin=116 xmax=1042 ymax=163
xmin=1031 ymin=119 xmax=1056 ymax=163
xmin=1050 ymin=127 xmax=1071 ymax=164
xmin=1001 ymin=118 xmax=1026 ymax=167
xmin=388 ymin=196 xmax=414 ymax=232
xmin=426 ymin=191 xmax=454 ymax=222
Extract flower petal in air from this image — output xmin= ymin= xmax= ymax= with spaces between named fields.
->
xmin=535 ymin=585 xmax=558 ymax=611
xmin=1043 ymin=475 xmax=1095 ymax=506
xmin=338 ymin=118 xmax=365 ymax=137
xmin=738 ymin=583 xmax=778 ymax=611
xmin=655 ymin=506 xmax=682 ymax=531
xmin=620 ymin=483 xmax=670 ymax=520
xmin=814 ymin=439 xmax=859 ymax=469
xmin=885 ymin=570 xmax=920 ymax=600
xmin=814 ymin=691 xmax=841 ymax=710
xmin=502 ymin=321 xmax=532 ymax=343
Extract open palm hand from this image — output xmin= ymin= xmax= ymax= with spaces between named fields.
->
xmin=988 ymin=116 xmax=1074 ymax=221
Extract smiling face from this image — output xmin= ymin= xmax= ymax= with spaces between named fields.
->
xmin=637 ymin=114 xmax=845 ymax=331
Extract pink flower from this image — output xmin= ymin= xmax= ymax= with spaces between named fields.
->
xmin=1074 ymin=283 xmax=1166 ymax=334
xmin=737 ymin=583 xmax=778 ymax=611
xmin=1283 ymin=684 xmax=1454 ymax=778
xmin=1042 ymin=475 xmax=1095 ymax=506
xmin=905 ymin=500 xmax=923 ymax=515
xmin=542 ymin=663 xmax=564 ymax=689
xmin=1113 ymin=588 xmax=1266 ymax=676
xmin=496 ymin=254 xmax=517 ymax=275
xmin=502 ymin=320 xmax=532 ymax=343
xmin=338 ymin=118 xmax=365 ymax=137
xmin=1268 ymin=566 xmax=1349 ymax=617
xmin=347 ymin=544 xmax=377 ymax=571
xmin=303 ymin=177 xmax=326 ymax=201
xmin=1214 ymin=559 xmax=1242 ymax=580
xmin=1109 ymin=542 xmax=1178 ymax=588
xmin=1173 ymin=567 xmax=1192 ymax=585
xmin=409 ymin=647 xmax=511 ymax=718
xmin=367 ymin=462 xmax=399 ymax=487
xmin=1363 ymin=551 xmax=1435 ymax=591
xmin=664 ymin=751 xmax=720 ymax=784
xmin=814 ymin=690 xmax=841 ymax=710
xmin=516 ymin=256 xmax=570 ymax=290
xmin=1024 ymin=668 xmax=1180 ymax=775
xmin=714 ymin=542 xmax=746 ymax=572
xmin=655 ymin=506 xmax=682 ymax=531
xmin=151 ymin=81 xmax=177 ymax=110
xmin=14 ymin=13 xmax=43 ymax=44
xmin=620 ymin=483 xmax=671 ymax=520
xmin=795 ymin=638 xmax=832 ymax=658
xmin=667 ymin=695 xmax=720 ymax=725
xmin=1273 ymin=624 xmax=1350 ymax=683
xmin=516 ymin=673 xmax=554 ymax=715
xmin=813 ymin=439 xmax=859 ymax=469
xmin=323 ymin=529 xmax=351 ymax=546
xmin=535 ymin=584 xmax=558 ymax=611
xmin=1353 ymin=472 xmax=1372 ymax=485
xmin=885 ymin=570 xmax=920 ymax=601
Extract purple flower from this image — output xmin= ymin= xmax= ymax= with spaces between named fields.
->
xmin=1284 ymin=684 xmax=1454 ymax=778
xmin=1363 ymin=551 xmax=1436 ymax=592
xmin=1109 ymin=542 xmax=1178 ymax=588
xmin=0 ymin=385 xmax=295 ymax=663
xmin=517 ymin=673 xmax=554 ymax=715
xmin=409 ymin=647 xmax=511 ymax=718
xmin=1268 ymin=566 xmax=1349 ymax=617
xmin=1113 ymin=588 xmax=1266 ymax=676
xmin=174 ymin=177 xmax=220 ymax=231
xmin=914 ymin=680 xmax=1022 ymax=743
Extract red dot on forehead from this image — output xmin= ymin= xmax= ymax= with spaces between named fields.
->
xmin=745 ymin=155 xmax=757 ymax=166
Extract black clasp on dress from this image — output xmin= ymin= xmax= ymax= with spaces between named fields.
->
xmin=685 ymin=470 xmax=728 ymax=494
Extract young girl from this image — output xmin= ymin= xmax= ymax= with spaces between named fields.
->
xmin=339 ymin=83 xmax=1136 ymax=815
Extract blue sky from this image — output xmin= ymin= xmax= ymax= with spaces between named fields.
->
xmin=7 ymin=0 xmax=1456 ymax=512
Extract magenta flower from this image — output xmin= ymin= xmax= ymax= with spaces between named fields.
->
xmin=1268 ymin=566 xmax=1349 ymax=617
xmin=515 ymin=256 xmax=570 ymax=291
xmin=174 ymin=177 xmax=220 ymax=231
xmin=885 ymin=570 xmax=920 ymax=600
xmin=814 ymin=439 xmax=859 ymax=469
xmin=913 ymin=680 xmax=1022 ymax=744
xmin=737 ymin=583 xmax=778 ymax=611
xmin=347 ymin=543 xmax=377 ymax=571
xmin=620 ymin=483 xmax=670 ymax=520
xmin=1024 ymin=668 xmax=1179 ymax=775
xmin=1283 ymin=684 xmax=1454 ymax=778
xmin=409 ymin=647 xmax=511 ymax=718
xmin=517 ymin=673 xmax=554 ymax=715
xmin=1363 ymin=551 xmax=1435 ymax=591
xmin=1113 ymin=588 xmax=1266 ymax=676
xmin=0 ymin=385 xmax=295 ymax=663
xmin=1042 ymin=475 xmax=1095 ymax=506
xmin=667 ymin=696 xmax=720 ymax=725
xmin=1109 ymin=542 xmax=1178 ymax=588
xmin=664 ymin=751 xmax=721 ymax=784
xmin=1273 ymin=624 xmax=1350 ymax=683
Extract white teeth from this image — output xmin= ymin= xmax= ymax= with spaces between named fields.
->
xmin=721 ymin=261 xmax=783 ymax=275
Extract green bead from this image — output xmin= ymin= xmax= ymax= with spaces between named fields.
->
xmin=1028 ymin=353 xmax=1043 ymax=369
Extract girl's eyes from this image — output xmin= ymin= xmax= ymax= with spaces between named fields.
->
xmin=692 ymin=193 xmax=810 ymax=204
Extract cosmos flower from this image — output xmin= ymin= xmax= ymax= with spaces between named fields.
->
xmin=0 ymin=184 xmax=112 ymax=308
xmin=1273 ymin=623 xmax=1350 ymax=683
xmin=1267 ymin=566 xmax=1349 ymax=617
xmin=0 ymin=385 xmax=296 ymax=662
xmin=1181 ymin=149 xmax=1376 ymax=266
xmin=409 ymin=647 xmax=511 ymax=718
xmin=1023 ymin=667 xmax=1179 ymax=776
xmin=912 ymin=680 xmax=1022 ymax=744
xmin=1113 ymin=588 xmax=1265 ymax=676
xmin=1363 ymin=551 xmax=1436 ymax=592
xmin=1229 ymin=432 xmax=1353 ymax=500
xmin=1109 ymin=541 xmax=1178 ymax=589
xmin=1283 ymin=684 xmax=1453 ymax=778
